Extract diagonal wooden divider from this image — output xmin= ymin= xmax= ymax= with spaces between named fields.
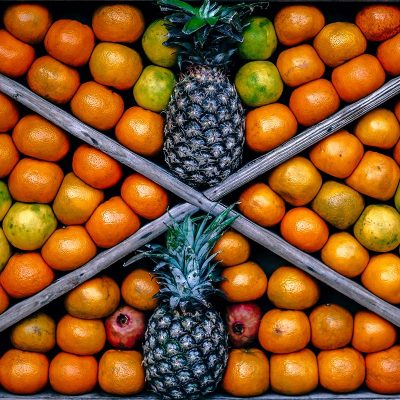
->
xmin=0 ymin=74 xmax=400 ymax=331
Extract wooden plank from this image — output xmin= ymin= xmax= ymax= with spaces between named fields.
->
xmin=1 ymin=75 xmax=400 ymax=330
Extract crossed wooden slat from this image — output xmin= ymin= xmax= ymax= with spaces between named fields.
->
xmin=0 ymin=73 xmax=400 ymax=332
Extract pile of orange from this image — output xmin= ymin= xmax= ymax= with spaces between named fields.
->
xmin=0 ymin=271 xmax=158 ymax=396
xmin=239 ymin=102 xmax=400 ymax=305
xmin=220 ymin=263 xmax=400 ymax=397
xmin=244 ymin=3 xmax=400 ymax=154
xmin=0 ymin=94 xmax=169 ymax=314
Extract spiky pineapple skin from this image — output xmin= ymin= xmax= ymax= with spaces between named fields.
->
xmin=143 ymin=304 xmax=228 ymax=400
xmin=163 ymin=66 xmax=244 ymax=188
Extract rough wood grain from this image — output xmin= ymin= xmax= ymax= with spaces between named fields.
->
xmin=1 ymin=75 xmax=400 ymax=330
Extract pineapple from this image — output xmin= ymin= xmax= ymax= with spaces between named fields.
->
xmin=159 ymin=0 xmax=257 ymax=188
xmin=143 ymin=207 xmax=236 ymax=399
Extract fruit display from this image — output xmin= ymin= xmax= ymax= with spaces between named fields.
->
xmin=0 ymin=0 xmax=400 ymax=398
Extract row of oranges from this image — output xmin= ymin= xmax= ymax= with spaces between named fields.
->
xmin=237 ymin=102 xmax=400 ymax=305
xmin=0 ymin=99 xmax=170 ymax=315
xmin=0 ymin=270 xmax=159 ymax=396
xmin=242 ymin=3 xmax=400 ymax=153
xmin=0 ymin=3 xmax=172 ymax=159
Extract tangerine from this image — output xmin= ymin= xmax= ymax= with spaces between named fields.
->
xmin=0 ymin=93 xmax=19 ymax=133
xmin=377 ymin=34 xmax=400 ymax=76
xmin=0 ymin=134 xmax=19 ymax=178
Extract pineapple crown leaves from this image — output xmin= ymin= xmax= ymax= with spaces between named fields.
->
xmin=158 ymin=0 xmax=267 ymax=68
xmin=146 ymin=205 xmax=237 ymax=311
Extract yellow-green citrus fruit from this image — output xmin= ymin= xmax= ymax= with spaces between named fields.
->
xmin=0 ymin=228 xmax=12 ymax=271
xmin=2 ymin=202 xmax=57 ymax=251
xmin=354 ymin=204 xmax=400 ymax=252
xmin=311 ymin=181 xmax=365 ymax=229
xmin=0 ymin=181 xmax=12 ymax=222
xmin=238 ymin=16 xmax=278 ymax=60
xmin=142 ymin=19 xmax=177 ymax=68
xmin=235 ymin=61 xmax=283 ymax=107
xmin=133 ymin=65 xmax=176 ymax=112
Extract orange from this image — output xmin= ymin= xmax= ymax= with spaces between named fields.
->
xmin=355 ymin=108 xmax=400 ymax=149
xmin=12 ymin=114 xmax=70 ymax=161
xmin=267 ymin=265 xmax=320 ymax=310
xmin=352 ymin=310 xmax=397 ymax=353
xmin=0 ymin=284 xmax=9 ymax=314
xmin=356 ymin=4 xmax=400 ymax=42
xmin=0 ymin=134 xmax=19 ymax=178
xmin=121 ymin=173 xmax=169 ymax=220
xmin=92 ymin=4 xmax=145 ymax=43
xmin=27 ymin=55 xmax=80 ymax=104
xmin=221 ymin=261 xmax=268 ymax=302
xmin=0 ymin=29 xmax=35 ymax=78
xmin=309 ymin=130 xmax=364 ymax=178
xmin=377 ymin=34 xmax=400 ymax=76
xmin=98 ymin=350 xmax=145 ymax=396
xmin=115 ymin=106 xmax=164 ymax=157
xmin=0 ymin=349 xmax=48 ymax=395
xmin=321 ymin=232 xmax=369 ymax=278
xmin=8 ymin=158 xmax=64 ymax=203
xmin=313 ymin=22 xmax=367 ymax=67
xmin=361 ymin=254 xmax=400 ymax=304
xmin=0 ymin=252 xmax=55 ymax=299
xmin=0 ymin=93 xmax=19 ymax=133
xmin=3 ymin=4 xmax=52 ymax=44
xmin=85 ymin=196 xmax=141 ymax=248
xmin=318 ymin=348 xmax=365 ymax=393
xmin=346 ymin=151 xmax=400 ymax=201
xmin=365 ymin=346 xmax=400 ymax=394
xmin=44 ymin=19 xmax=95 ymax=67
xmin=270 ymin=349 xmax=318 ymax=395
xmin=64 ymin=275 xmax=120 ymax=319
xmin=72 ymin=144 xmax=123 ymax=189
xmin=41 ymin=226 xmax=97 ymax=271
xmin=277 ymin=44 xmax=325 ymax=87
xmin=211 ymin=230 xmax=251 ymax=267
xmin=274 ymin=5 xmax=325 ymax=46
xmin=245 ymin=103 xmax=298 ymax=153
xmin=289 ymin=79 xmax=340 ymax=126
xmin=311 ymin=181 xmax=365 ymax=230
xmin=49 ymin=352 xmax=98 ymax=395
xmin=10 ymin=313 xmax=56 ymax=353
xmin=53 ymin=172 xmax=104 ymax=225
xmin=56 ymin=314 xmax=106 ymax=356
xmin=222 ymin=348 xmax=269 ymax=397
xmin=258 ymin=309 xmax=310 ymax=354
xmin=238 ymin=182 xmax=286 ymax=227
xmin=121 ymin=269 xmax=159 ymax=311
xmin=89 ymin=43 xmax=143 ymax=90
xmin=332 ymin=54 xmax=386 ymax=103
xmin=280 ymin=207 xmax=329 ymax=253
xmin=70 ymin=81 xmax=124 ymax=131
xmin=310 ymin=304 xmax=353 ymax=350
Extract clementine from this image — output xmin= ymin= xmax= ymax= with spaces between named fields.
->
xmin=0 ymin=93 xmax=19 ymax=133
xmin=0 ymin=134 xmax=19 ymax=178
xmin=377 ymin=34 xmax=400 ymax=76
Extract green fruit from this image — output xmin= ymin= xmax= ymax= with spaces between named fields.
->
xmin=0 ymin=181 xmax=12 ymax=222
xmin=142 ymin=19 xmax=177 ymax=68
xmin=395 ymin=183 xmax=400 ymax=212
xmin=133 ymin=65 xmax=176 ymax=112
xmin=238 ymin=16 xmax=277 ymax=60
xmin=3 ymin=202 xmax=57 ymax=251
xmin=234 ymin=61 xmax=283 ymax=107
xmin=0 ymin=228 xmax=11 ymax=271
xmin=354 ymin=204 xmax=400 ymax=252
